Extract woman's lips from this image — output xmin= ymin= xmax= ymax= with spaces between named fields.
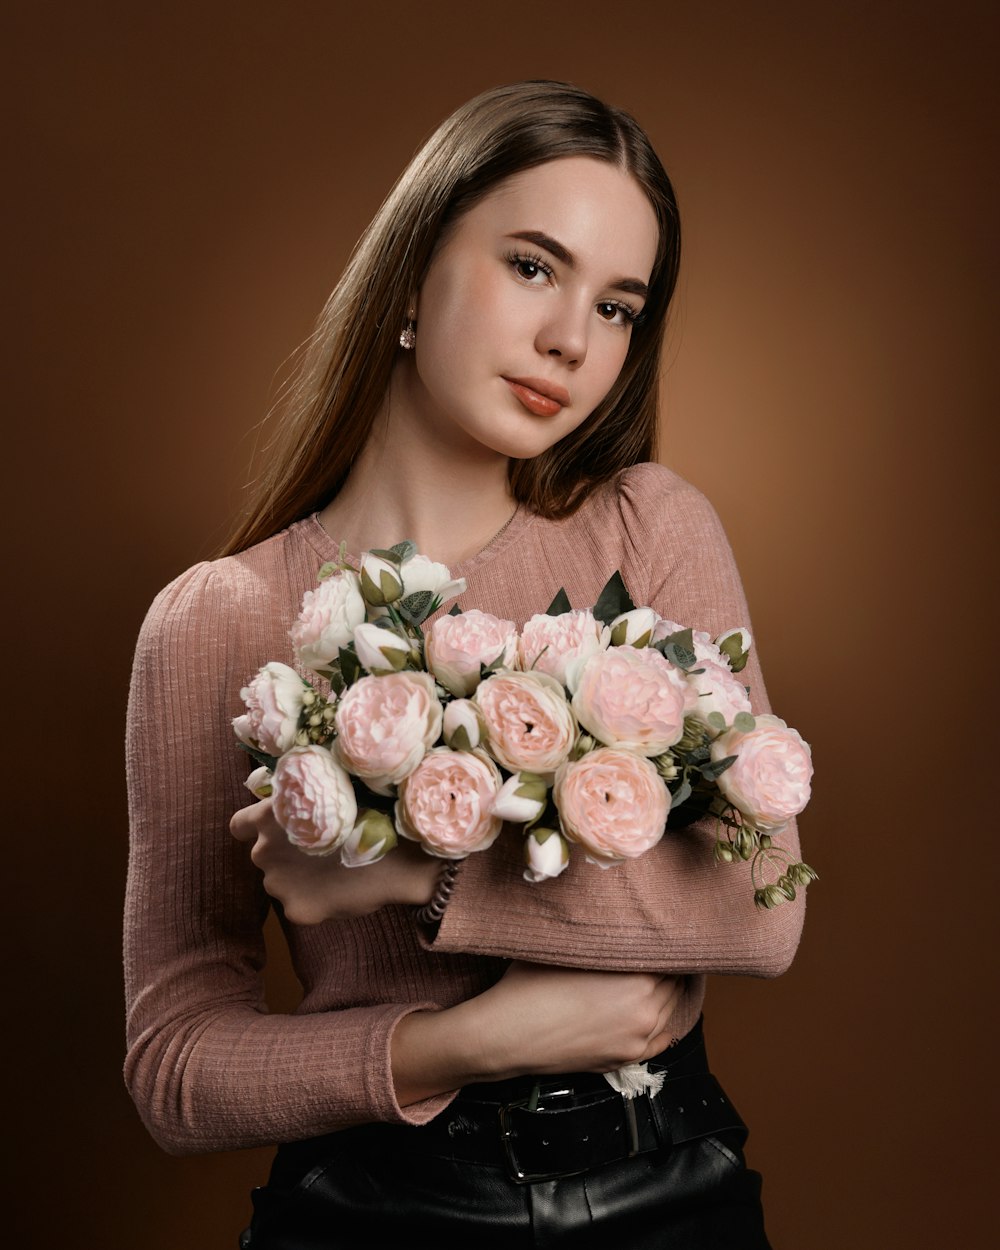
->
xmin=503 ymin=377 xmax=570 ymax=417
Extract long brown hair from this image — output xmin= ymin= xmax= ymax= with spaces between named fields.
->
xmin=220 ymin=81 xmax=680 ymax=557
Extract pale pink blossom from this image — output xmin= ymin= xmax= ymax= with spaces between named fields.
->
xmin=334 ymin=672 xmax=443 ymax=795
xmin=272 ymin=745 xmax=358 ymax=856
xmin=711 ymin=714 xmax=813 ymax=833
xmin=609 ymin=607 xmax=659 ymax=648
xmin=570 ymin=647 xmax=697 ymax=756
xmin=686 ymin=657 xmax=753 ymax=728
xmin=518 ymin=609 xmax=609 ymax=687
xmin=289 ymin=570 xmax=366 ymax=672
xmin=234 ymin=662 xmax=305 ymax=757
xmin=425 ymin=609 xmax=519 ymax=698
xmin=523 ymin=828 xmax=570 ymax=883
xmin=474 ymin=670 xmax=576 ymax=776
xmin=395 ymin=747 xmax=503 ymax=858
xmin=554 ymin=748 xmax=669 ymax=865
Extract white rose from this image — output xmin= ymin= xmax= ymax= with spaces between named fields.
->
xmin=289 ymin=569 xmax=366 ymax=672
xmin=399 ymin=553 xmax=467 ymax=608
xmin=609 ymin=607 xmax=659 ymax=648
xmin=523 ymin=828 xmax=570 ymax=883
xmin=358 ymin=551 xmax=404 ymax=606
xmin=234 ymin=662 xmax=306 ymax=756
xmin=353 ymin=622 xmax=415 ymax=675
xmin=491 ymin=771 xmax=548 ymax=823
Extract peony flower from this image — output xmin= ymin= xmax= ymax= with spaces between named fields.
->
xmin=395 ymin=746 xmax=503 ymax=858
xmin=650 ymin=618 xmax=725 ymax=666
xmin=271 ymin=745 xmax=358 ymax=856
xmin=353 ymin=622 xmax=416 ymax=675
xmin=234 ymin=662 xmax=306 ymax=757
xmin=609 ymin=607 xmax=659 ymax=649
xmin=442 ymin=698 xmax=485 ymax=751
xmin=523 ymin=827 xmax=570 ymax=883
xmin=399 ymin=553 xmax=466 ymax=608
xmin=289 ymin=570 xmax=366 ymax=672
xmin=554 ymin=748 xmax=669 ymax=865
xmin=340 ymin=808 xmax=398 ymax=867
xmin=715 ymin=626 xmax=753 ymax=673
xmin=570 ymin=647 xmax=697 ymax=756
xmin=358 ymin=551 xmax=404 ymax=607
xmin=334 ymin=671 xmax=442 ymax=795
xmin=491 ymin=771 xmax=548 ymax=823
xmin=711 ymin=714 xmax=813 ymax=833
xmin=518 ymin=609 xmax=609 ymax=687
xmin=686 ymin=656 xmax=753 ymax=729
xmin=474 ymin=670 xmax=577 ymax=777
xmin=425 ymin=609 xmax=519 ymax=698
xmin=244 ymin=766 xmax=274 ymax=799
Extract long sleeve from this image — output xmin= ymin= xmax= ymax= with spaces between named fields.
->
xmin=424 ymin=463 xmax=807 ymax=979
xmin=123 ymin=559 xmax=455 ymax=1155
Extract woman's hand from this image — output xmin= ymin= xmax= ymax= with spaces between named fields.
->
xmin=230 ymin=798 xmax=440 ymax=924
xmin=391 ymin=962 xmax=685 ymax=1105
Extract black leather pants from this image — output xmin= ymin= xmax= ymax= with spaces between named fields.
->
xmin=240 ymin=1018 xmax=771 ymax=1248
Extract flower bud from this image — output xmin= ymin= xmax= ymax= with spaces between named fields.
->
xmin=358 ymin=551 xmax=404 ymax=607
xmin=442 ymin=699 xmax=485 ymax=751
xmin=609 ymin=607 xmax=659 ymax=649
xmin=492 ymin=772 xmax=548 ymax=824
xmin=340 ymin=808 xmax=398 ymax=867
xmin=523 ymin=827 xmax=570 ymax=883
xmin=353 ymin=622 xmax=414 ymax=675
xmin=714 ymin=840 xmax=734 ymax=864
xmin=715 ymin=626 xmax=753 ymax=673
xmin=244 ymin=766 xmax=274 ymax=799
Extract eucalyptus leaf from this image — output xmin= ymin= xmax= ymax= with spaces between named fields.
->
xmin=707 ymin=711 xmax=727 ymax=733
xmin=665 ymin=642 xmax=697 ymax=670
xmin=545 ymin=587 xmax=572 ymax=616
xmin=592 ymin=570 xmax=635 ymax=625
xmin=733 ymin=712 xmax=756 ymax=733
xmin=317 ymin=561 xmax=338 ymax=582
xmin=670 ymin=778 xmax=693 ymax=809
xmin=368 ymin=547 xmax=404 ymax=565
xmin=400 ymin=590 xmax=434 ymax=618
xmin=700 ymin=754 xmax=738 ymax=779
xmin=389 ymin=540 xmax=417 ymax=561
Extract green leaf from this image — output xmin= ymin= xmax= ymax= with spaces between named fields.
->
xmin=707 ymin=711 xmax=727 ymax=733
xmin=700 ymin=754 xmax=738 ymax=779
xmin=592 ymin=570 xmax=635 ymax=625
xmin=368 ymin=547 xmax=403 ymax=565
xmin=670 ymin=778 xmax=693 ymax=809
xmin=448 ymin=603 xmax=463 ymax=617
xmin=733 ymin=712 xmax=756 ymax=734
xmin=399 ymin=590 xmax=434 ymax=620
xmin=236 ymin=741 xmax=279 ymax=771
xmin=338 ymin=645 xmax=363 ymax=687
xmin=664 ymin=642 xmax=697 ymax=670
xmin=545 ymin=587 xmax=572 ymax=615
xmin=317 ymin=561 xmax=338 ymax=582
xmin=389 ymin=540 xmax=417 ymax=561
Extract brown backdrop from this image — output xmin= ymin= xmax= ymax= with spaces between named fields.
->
xmin=8 ymin=2 xmax=996 ymax=1246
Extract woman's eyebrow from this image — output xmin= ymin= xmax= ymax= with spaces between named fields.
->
xmin=506 ymin=229 xmax=649 ymax=299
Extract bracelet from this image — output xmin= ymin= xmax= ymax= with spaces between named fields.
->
xmin=414 ymin=860 xmax=461 ymax=928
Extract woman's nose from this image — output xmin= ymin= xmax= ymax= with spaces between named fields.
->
xmin=535 ymin=299 xmax=589 ymax=366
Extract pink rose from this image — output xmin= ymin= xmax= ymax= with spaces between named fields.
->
xmin=686 ymin=657 xmax=752 ymax=728
xmin=334 ymin=671 xmax=443 ymax=795
xmin=554 ymin=748 xmax=669 ymax=865
xmin=425 ymin=609 xmax=519 ymax=697
xmin=711 ymin=714 xmax=813 ymax=832
xmin=395 ymin=747 xmax=503 ymax=858
xmin=474 ymin=670 xmax=577 ymax=776
xmin=272 ymin=745 xmax=358 ymax=856
xmin=289 ymin=570 xmax=366 ymax=672
xmin=234 ymin=662 xmax=306 ymax=756
xmin=570 ymin=647 xmax=697 ymax=756
xmin=518 ymin=610 xmax=609 ymax=686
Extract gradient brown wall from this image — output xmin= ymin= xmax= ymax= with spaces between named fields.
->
xmin=8 ymin=2 xmax=996 ymax=1246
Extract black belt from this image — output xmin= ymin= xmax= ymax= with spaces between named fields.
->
xmin=376 ymin=1018 xmax=748 ymax=1184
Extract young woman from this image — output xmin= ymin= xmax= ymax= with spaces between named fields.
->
xmin=124 ymin=81 xmax=806 ymax=1248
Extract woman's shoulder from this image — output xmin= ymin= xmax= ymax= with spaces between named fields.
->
xmin=578 ymin=462 xmax=728 ymax=553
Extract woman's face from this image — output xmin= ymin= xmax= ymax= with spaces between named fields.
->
xmin=403 ymin=155 xmax=660 ymax=461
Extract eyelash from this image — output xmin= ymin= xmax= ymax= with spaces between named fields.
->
xmin=503 ymin=249 xmax=644 ymax=328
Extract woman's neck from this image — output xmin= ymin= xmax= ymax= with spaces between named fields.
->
xmin=317 ymin=370 xmax=518 ymax=567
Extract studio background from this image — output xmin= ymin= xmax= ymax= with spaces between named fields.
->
xmin=8 ymin=2 xmax=995 ymax=1246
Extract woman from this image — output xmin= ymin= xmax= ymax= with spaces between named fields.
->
xmin=124 ymin=81 xmax=806 ymax=1247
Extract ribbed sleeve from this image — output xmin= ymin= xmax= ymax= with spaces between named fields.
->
xmin=123 ymin=462 xmax=807 ymax=1154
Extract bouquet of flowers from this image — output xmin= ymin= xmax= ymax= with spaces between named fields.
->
xmin=234 ymin=541 xmax=816 ymax=910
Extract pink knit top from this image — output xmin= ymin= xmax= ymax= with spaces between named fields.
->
xmin=124 ymin=462 xmax=806 ymax=1155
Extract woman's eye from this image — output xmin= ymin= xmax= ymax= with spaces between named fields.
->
xmin=597 ymin=300 xmax=640 ymax=328
xmin=505 ymin=251 xmax=553 ymax=283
